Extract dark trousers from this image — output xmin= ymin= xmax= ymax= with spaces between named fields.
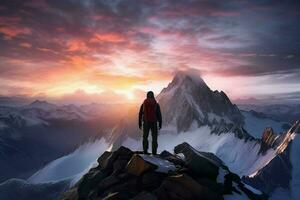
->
xmin=143 ymin=122 xmax=158 ymax=154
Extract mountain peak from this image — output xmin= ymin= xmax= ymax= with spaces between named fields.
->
xmin=157 ymin=71 xmax=245 ymax=133
xmin=30 ymin=100 xmax=48 ymax=105
xmin=28 ymin=100 xmax=57 ymax=110
xmin=173 ymin=70 xmax=207 ymax=87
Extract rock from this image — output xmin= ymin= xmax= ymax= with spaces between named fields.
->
xmin=158 ymin=178 xmax=194 ymax=200
xmin=153 ymin=186 xmax=169 ymax=200
xmin=98 ymin=151 xmax=113 ymax=168
xmin=142 ymin=171 xmax=165 ymax=190
xmin=223 ymin=173 xmax=241 ymax=194
xmin=61 ymin=144 xmax=266 ymax=200
xmin=174 ymin=142 xmax=220 ymax=180
xmin=126 ymin=154 xmax=157 ymax=176
xmin=196 ymin=178 xmax=224 ymax=195
xmin=101 ymin=192 xmax=123 ymax=200
xmin=163 ymin=174 xmax=223 ymax=200
xmin=61 ymin=187 xmax=78 ymax=200
xmin=115 ymin=146 xmax=134 ymax=160
xmin=131 ymin=191 xmax=157 ymax=200
xmin=159 ymin=150 xmax=173 ymax=158
xmin=237 ymin=184 xmax=268 ymax=200
xmin=113 ymin=159 xmax=129 ymax=175
xmin=99 ymin=177 xmax=140 ymax=199
xmin=159 ymin=150 xmax=185 ymax=166
xmin=98 ymin=146 xmax=133 ymax=170
xmin=165 ymin=155 xmax=185 ymax=166
xmin=98 ymin=175 xmax=120 ymax=190
xmin=77 ymin=169 xmax=108 ymax=199
xmin=117 ymin=173 xmax=131 ymax=180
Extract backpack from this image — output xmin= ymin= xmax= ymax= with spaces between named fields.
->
xmin=143 ymin=98 xmax=157 ymax=122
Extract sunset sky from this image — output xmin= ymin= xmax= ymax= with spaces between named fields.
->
xmin=0 ymin=0 xmax=299 ymax=104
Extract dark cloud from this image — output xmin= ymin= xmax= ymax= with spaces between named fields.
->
xmin=0 ymin=0 xmax=300 ymax=102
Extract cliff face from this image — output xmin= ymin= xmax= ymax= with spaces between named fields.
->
xmin=61 ymin=143 xmax=267 ymax=200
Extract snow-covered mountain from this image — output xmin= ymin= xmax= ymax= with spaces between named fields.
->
xmin=157 ymin=71 xmax=247 ymax=137
xmin=0 ymin=71 xmax=299 ymax=200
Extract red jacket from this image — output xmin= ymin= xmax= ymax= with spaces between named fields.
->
xmin=138 ymin=98 xmax=162 ymax=127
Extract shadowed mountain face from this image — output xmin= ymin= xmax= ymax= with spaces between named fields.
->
xmin=157 ymin=71 xmax=246 ymax=136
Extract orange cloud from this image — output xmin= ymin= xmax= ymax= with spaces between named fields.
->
xmin=90 ymin=33 xmax=125 ymax=43
xmin=0 ymin=26 xmax=31 ymax=39
xmin=19 ymin=42 xmax=32 ymax=48
xmin=66 ymin=39 xmax=88 ymax=51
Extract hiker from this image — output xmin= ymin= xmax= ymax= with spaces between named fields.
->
xmin=138 ymin=91 xmax=162 ymax=155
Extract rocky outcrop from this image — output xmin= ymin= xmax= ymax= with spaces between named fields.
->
xmin=244 ymin=121 xmax=300 ymax=195
xmin=61 ymin=143 xmax=267 ymax=200
xmin=261 ymin=128 xmax=278 ymax=148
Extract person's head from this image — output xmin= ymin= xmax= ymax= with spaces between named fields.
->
xmin=147 ymin=91 xmax=154 ymax=98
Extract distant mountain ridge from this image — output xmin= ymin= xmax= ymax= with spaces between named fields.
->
xmin=0 ymin=102 xmax=126 ymax=182
xmin=238 ymin=104 xmax=300 ymax=123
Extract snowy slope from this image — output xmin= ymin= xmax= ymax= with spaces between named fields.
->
xmin=242 ymin=111 xmax=286 ymax=138
xmin=28 ymin=138 xmax=109 ymax=185
xmin=0 ymin=178 xmax=69 ymax=200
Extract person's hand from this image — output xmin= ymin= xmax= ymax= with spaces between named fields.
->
xmin=159 ymin=124 xmax=162 ymax=130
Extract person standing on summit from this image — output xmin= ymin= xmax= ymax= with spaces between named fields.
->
xmin=138 ymin=91 xmax=162 ymax=155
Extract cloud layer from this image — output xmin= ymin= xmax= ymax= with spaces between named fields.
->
xmin=0 ymin=0 xmax=300 ymax=103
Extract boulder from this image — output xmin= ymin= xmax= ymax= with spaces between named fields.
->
xmin=131 ymin=191 xmax=157 ymax=200
xmin=174 ymin=142 xmax=220 ymax=180
xmin=115 ymin=146 xmax=134 ymax=160
xmin=126 ymin=154 xmax=157 ymax=176
xmin=196 ymin=178 xmax=224 ymax=195
xmin=159 ymin=150 xmax=185 ymax=166
xmin=77 ymin=169 xmax=108 ymax=199
xmin=165 ymin=155 xmax=185 ymax=166
xmin=98 ymin=146 xmax=133 ymax=170
xmin=97 ymin=151 xmax=113 ymax=168
xmin=163 ymin=174 xmax=223 ymax=200
xmin=98 ymin=177 xmax=140 ymax=199
xmin=98 ymin=175 xmax=120 ymax=190
xmin=153 ymin=186 xmax=170 ymax=200
xmin=142 ymin=171 xmax=165 ymax=190
xmin=113 ymin=159 xmax=129 ymax=175
xmin=159 ymin=150 xmax=173 ymax=158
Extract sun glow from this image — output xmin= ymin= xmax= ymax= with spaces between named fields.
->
xmin=44 ymin=82 xmax=103 ymax=97
xmin=115 ymin=89 xmax=136 ymax=101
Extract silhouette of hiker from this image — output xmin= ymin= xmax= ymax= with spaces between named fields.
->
xmin=138 ymin=91 xmax=162 ymax=155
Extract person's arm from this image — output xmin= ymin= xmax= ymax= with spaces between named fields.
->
xmin=138 ymin=104 xmax=143 ymax=129
xmin=157 ymin=104 xmax=162 ymax=129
